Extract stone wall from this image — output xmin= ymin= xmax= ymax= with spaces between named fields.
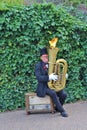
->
xmin=24 ymin=0 xmax=64 ymax=5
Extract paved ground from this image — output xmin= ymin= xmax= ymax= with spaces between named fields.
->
xmin=0 ymin=101 xmax=87 ymax=130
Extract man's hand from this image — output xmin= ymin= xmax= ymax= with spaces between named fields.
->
xmin=65 ymin=73 xmax=68 ymax=79
xmin=49 ymin=73 xmax=58 ymax=81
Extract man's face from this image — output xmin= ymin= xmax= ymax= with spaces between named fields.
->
xmin=41 ymin=54 xmax=48 ymax=63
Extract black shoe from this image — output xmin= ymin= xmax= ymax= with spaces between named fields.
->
xmin=61 ymin=111 xmax=68 ymax=117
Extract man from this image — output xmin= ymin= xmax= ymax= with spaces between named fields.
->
xmin=35 ymin=47 xmax=68 ymax=117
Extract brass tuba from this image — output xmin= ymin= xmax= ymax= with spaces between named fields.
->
xmin=48 ymin=38 xmax=68 ymax=92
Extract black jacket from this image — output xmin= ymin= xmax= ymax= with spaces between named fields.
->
xmin=35 ymin=61 xmax=49 ymax=97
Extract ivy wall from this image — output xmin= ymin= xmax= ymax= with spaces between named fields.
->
xmin=0 ymin=3 xmax=87 ymax=112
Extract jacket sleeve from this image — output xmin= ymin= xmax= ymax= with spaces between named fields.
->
xmin=35 ymin=63 xmax=49 ymax=82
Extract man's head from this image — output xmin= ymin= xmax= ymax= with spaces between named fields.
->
xmin=40 ymin=48 xmax=48 ymax=63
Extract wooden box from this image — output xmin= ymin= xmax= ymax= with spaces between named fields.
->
xmin=25 ymin=92 xmax=54 ymax=114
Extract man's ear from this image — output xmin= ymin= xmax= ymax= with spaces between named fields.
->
xmin=40 ymin=56 xmax=42 ymax=60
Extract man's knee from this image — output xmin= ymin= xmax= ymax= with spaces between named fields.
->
xmin=50 ymin=90 xmax=57 ymax=97
xmin=58 ymin=90 xmax=67 ymax=99
xmin=63 ymin=91 xmax=67 ymax=99
xmin=61 ymin=92 xmax=67 ymax=100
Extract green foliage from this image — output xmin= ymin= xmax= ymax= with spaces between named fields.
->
xmin=59 ymin=5 xmax=87 ymax=23
xmin=0 ymin=3 xmax=87 ymax=112
xmin=0 ymin=0 xmax=24 ymax=10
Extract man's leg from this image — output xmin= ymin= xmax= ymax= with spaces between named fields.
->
xmin=46 ymin=88 xmax=68 ymax=117
xmin=46 ymin=88 xmax=65 ymax=113
xmin=56 ymin=90 xmax=67 ymax=105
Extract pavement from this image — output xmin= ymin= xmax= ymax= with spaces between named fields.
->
xmin=0 ymin=100 xmax=87 ymax=130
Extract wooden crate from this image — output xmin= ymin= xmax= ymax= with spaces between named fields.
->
xmin=25 ymin=92 xmax=55 ymax=114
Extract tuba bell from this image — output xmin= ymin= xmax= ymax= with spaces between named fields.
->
xmin=48 ymin=38 xmax=68 ymax=92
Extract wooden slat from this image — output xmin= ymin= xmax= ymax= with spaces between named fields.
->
xmin=29 ymin=96 xmax=51 ymax=105
xmin=30 ymin=104 xmax=51 ymax=110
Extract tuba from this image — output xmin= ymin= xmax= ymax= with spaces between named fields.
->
xmin=48 ymin=38 xmax=68 ymax=92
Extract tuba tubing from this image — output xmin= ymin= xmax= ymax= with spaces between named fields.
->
xmin=48 ymin=59 xmax=68 ymax=92
xmin=48 ymin=48 xmax=68 ymax=92
xmin=54 ymin=59 xmax=68 ymax=91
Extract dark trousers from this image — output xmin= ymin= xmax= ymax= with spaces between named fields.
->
xmin=46 ymin=88 xmax=67 ymax=113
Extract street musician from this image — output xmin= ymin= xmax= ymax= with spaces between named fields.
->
xmin=35 ymin=39 xmax=68 ymax=117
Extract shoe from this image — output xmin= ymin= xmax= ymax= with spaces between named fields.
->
xmin=61 ymin=111 xmax=68 ymax=117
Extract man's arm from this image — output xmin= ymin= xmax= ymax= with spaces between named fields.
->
xmin=35 ymin=63 xmax=49 ymax=82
